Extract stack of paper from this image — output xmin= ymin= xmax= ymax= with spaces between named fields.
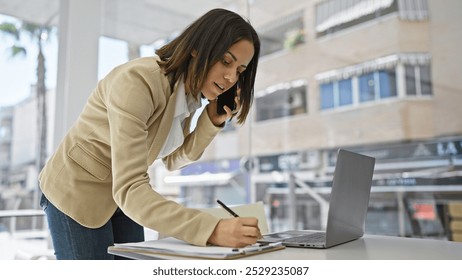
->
xmin=110 ymin=237 xmax=284 ymax=260
xmin=109 ymin=202 xmax=278 ymax=259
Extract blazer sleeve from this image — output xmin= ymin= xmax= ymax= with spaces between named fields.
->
xmin=104 ymin=62 xmax=221 ymax=246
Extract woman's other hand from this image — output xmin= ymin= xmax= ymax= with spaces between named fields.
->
xmin=207 ymin=217 xmax=262 ymax=248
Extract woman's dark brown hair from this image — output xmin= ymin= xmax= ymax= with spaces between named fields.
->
xmin=156 ymin=8 xmax=260 ymax=124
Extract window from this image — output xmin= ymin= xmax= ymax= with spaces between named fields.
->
xmin=320 ymin=83 xmax=334 ymax=109
xmin=256 ymin=80 xmax=307 ymax=121
xmin=419 ymin=65 xmax=433 ymax=96
xmin=379 ymin=69 xmax=397 ymax=99
xmin=405 ymin=64 xmax=433 ymax=96
xmin=405 ymin=65 xmax=417 ymax=95
xmin=338 ymin=78 xmax=353 ymax=106
xmin=320 ymin=78 xmax=353 ymax=109
xmin=317 ymin=53 xmax=432 ymax=111
xmin=258 ymin=11 xmax=305 ymax=56
xmin=358 ymin=70 xmax=397 ymax=103
xmin=359 ymin=73 xmax=376 ymax=103
xmin=0 ymin=126 xmax=6 ymax=139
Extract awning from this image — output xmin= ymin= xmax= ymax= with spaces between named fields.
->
xmin=316 ymin=0 xmax=395 ymax=33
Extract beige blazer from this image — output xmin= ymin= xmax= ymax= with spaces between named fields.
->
xmin=39 ymin=57 xmax=222 ymax=246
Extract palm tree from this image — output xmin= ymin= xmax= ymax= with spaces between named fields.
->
xmin=0 ymin=20 xmax=53 ymax=203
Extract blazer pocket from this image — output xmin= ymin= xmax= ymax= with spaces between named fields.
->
xmin=68 ymin=143 xmax=111 ymax=181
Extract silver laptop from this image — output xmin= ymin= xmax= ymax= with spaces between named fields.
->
xmin=259 ymin=149 xmax=375 ymax=249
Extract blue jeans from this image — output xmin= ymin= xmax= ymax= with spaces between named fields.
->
xmin=40 ymin=193 xmax=144 ymax=260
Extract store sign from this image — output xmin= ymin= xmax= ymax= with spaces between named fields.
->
xmin=258 ymin=151 xmax=320 ymax=172
xmin=327 ymin=138 xmax=462 ymax=166
xmin=374 ymin=177 xmax=462 ymax=187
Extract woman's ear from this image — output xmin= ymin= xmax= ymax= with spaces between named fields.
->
xmin=191 ymin=49 xmax=198 ymax=57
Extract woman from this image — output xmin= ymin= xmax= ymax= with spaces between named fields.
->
xmin=39 ymin=8 xmax=261 ymax=259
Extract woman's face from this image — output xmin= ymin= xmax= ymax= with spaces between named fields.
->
xmin=201 ymin=39 xmax=254 ymax=101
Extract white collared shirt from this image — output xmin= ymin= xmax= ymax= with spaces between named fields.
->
xmin=157 ymin=82 xmax=202 ymax=158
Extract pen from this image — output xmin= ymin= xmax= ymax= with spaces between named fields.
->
xmin=216 ymin=199 xmax=263 ymax=239
xmin=216 ymin=199 xmax=239 ymax=217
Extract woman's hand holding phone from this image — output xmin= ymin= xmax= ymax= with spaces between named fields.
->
xmin=216 ymin=83 xmax=238 ymax=115
xmin=207 ymin=83 xmax=241 ymax=126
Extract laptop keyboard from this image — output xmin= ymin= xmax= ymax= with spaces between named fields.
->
xmin=284 ymin=232 xmax=326 ymax=243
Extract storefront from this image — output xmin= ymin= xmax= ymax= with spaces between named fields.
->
xmin=166 ymin=135 xmax=462 ymax=239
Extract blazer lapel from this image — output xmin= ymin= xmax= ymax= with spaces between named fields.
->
xmin=146 ymin=80 xmax=181 ymax=164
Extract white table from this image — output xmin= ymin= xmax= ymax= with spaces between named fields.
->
xmin=108 ymin=234 xmax=462 ymax=260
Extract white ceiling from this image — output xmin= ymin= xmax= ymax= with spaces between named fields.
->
xmin=0 ymin=0 xmax=307 ymax=45
xmin=0 ymin=0 xmax=235 ymax=45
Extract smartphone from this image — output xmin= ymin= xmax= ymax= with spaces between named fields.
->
xmin=216 ymin=82 xmax=238 ymax=115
